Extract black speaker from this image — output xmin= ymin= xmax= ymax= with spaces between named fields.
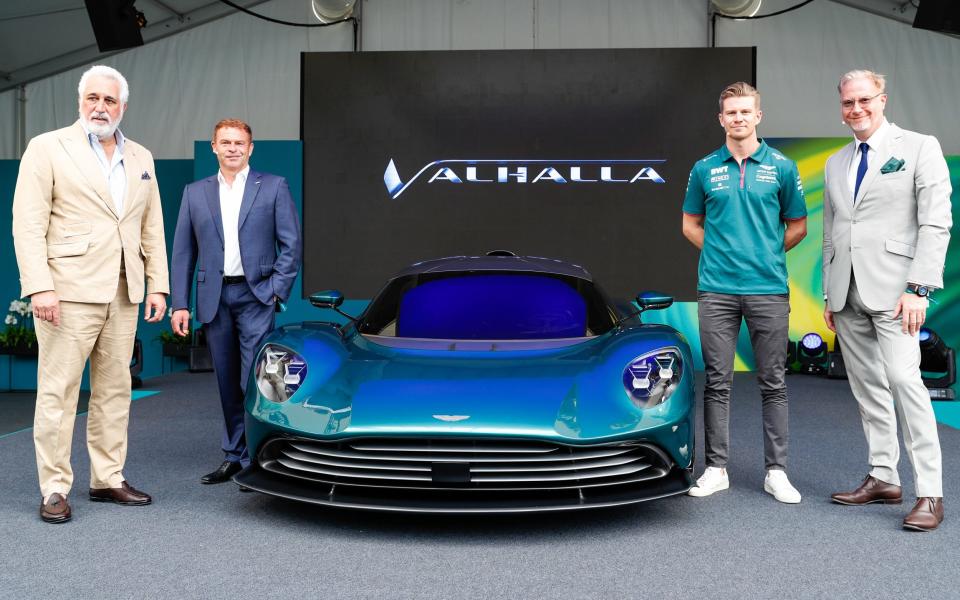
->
xmin=189 ymin=326 xmax=214 ymax=373
xmin=826 ymin=335 xmax=846 ymax=379
xmin=84 ymin=0 xmax=146 ymax=52
xmin=913 ymin=0 xmax=960 ymax=35
xmin=826 ymin=352 xmax=847 ymax=379
xmin=786 ymin=340 xmax=798 ymax=373
xmin=189 ymin=345 xmax=214 ymax=373
xmin=129 ymin=337 xmax=143 ymax=389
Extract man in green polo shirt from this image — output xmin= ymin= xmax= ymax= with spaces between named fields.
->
xmin=681 ymin=82 xmax=808 ymax=503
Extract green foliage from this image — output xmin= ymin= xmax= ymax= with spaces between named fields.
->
xmin=155 ymin=329 xmax=191 ymax=346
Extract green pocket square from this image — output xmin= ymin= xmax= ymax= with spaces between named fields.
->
xmin=880 ymin=157 xmax=906 ymax=174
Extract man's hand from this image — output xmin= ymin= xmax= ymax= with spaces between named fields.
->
xmin=31 ymin=290 xmax=60 ymax=326
xmin=171 ymin=309 xmax=191 ymax=337
xmin=893 ymin=293 xmax=927 ymax=336
xmin=823 ymin=304 xmax=836 ymax=332
xmin=144 ymin=293 xmax=167 ymax=323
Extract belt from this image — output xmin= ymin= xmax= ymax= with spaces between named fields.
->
xmin=223 ymin=275 xmax=246 ymax=285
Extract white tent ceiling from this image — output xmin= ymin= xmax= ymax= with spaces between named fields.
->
xmin=0 ymin=0 xmax=271 ymax=92
xmin=0 ymin=0 xmax=933 ymax=93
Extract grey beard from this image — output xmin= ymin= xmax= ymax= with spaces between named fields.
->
xmin=80 ymin=111 xmax=120 ymax=140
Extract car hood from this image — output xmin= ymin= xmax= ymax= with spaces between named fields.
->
xmin=251 ymin=326 xmax=691 ymax=442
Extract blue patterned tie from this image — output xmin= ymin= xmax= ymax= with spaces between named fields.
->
xmin=853 ymin=142 xmax=869 ymax=202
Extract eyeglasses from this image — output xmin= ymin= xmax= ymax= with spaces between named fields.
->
xmin=841 ymin=92 xmax=885 ymax=110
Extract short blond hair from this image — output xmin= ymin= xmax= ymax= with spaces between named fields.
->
xmin=838 ymin=69 xmax=886 ymax=94
xmin=718 ymin=82 xmax=760 ymax=112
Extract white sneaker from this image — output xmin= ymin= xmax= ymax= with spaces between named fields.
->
xmin=764 ymin=469 xmax=801 ymax=504
xmin=688 ymin=466 xmax=729 ymax=497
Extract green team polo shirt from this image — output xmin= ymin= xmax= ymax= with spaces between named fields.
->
xmin=682 ymin=140 xmax=807 ymax=295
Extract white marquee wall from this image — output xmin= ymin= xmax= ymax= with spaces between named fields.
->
xmin=0 ymin=89 xmax=15 ymax=158
xmin=4 ymin=0 xmax=958 ymax=159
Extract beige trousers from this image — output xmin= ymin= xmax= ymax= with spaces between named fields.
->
xmin=34 ymin=275 xmax=139 ymax=497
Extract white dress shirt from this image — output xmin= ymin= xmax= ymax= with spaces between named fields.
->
xmin=81 ymin=122 xmax=127 ymax=217
xmin=847 ymin=118 xmax=890 ymax=199
xmin=218 ymin=166 xmax=249 ymax=277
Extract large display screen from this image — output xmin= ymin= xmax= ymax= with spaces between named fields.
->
xmin=302 ymin=48 xmax=755 ymax=300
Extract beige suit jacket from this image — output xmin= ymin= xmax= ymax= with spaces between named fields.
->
xmin=12 ymin=121 xmax=169 ymax=303
xmin=822 ymin=123 xmax=952 ymax=312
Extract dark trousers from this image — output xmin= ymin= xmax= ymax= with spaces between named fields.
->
xmin=697 ymin=292 xmax=790 ymax=470
xmin=204 ymin=281 xmax=275 ymax=466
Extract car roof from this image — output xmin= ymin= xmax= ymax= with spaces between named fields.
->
xmin=390 ymin=254 xmax=594 ymax=282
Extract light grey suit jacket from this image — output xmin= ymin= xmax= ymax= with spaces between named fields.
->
xmin=822 ymin=123 xmax=952 ymax=312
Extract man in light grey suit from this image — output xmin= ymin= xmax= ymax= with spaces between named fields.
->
xmin=822 ymin=69 xmax=952 ymax=531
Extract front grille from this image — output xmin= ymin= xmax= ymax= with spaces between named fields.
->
xmin=259 ymin=437 xmax=673 ymax=492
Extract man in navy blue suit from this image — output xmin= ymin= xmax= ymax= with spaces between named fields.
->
xmin=170 ymin=118 xmax=301 ymax=485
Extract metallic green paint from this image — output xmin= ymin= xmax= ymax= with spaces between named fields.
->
xmin=244 ymin=323 xmax=695 ymax=469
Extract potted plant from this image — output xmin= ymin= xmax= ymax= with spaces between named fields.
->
xmin=156 ymin=330 xmax=190 ymax=358
xmin=0 ymin=299 xmax=37 ymax=356
xmin=156 ymin=310 xmax=192 ymax=359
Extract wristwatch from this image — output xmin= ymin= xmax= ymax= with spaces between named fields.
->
xmin=906 ymin=283 xmax=929 ymax=298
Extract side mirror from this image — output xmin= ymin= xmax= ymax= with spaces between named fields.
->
xmin=636 ymin=291 xmax=673 ymax=312
xmin=310 ymin=290 xmax=344 ymax=309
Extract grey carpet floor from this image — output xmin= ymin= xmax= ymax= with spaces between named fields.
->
xmin=0 ymin=371 xmax=957 ymax=600
xmin=0 ymin=391 xmax=90 ymax=437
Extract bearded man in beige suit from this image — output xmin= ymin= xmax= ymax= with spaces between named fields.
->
xmin=12 ymin=65 xmax=168 ymax=524
xmin=822 ymin=70 xmax=952 ymax=531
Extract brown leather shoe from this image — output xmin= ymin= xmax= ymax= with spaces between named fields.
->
xmin=89 ymin=481 xmax=152 ymax=506
xmin=903 ymin=497 xmax=944 ymax=532
xmin=831 ymin=475 xmax=902 ymax=505
xmin=40 ymin=493 xmax=72 ymax=524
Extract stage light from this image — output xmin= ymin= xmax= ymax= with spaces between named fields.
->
xmin=311 ymin=0 xmax=356 ymax=23
xmin=84 ymin=0 xmax=147 ymax=52
xmin=919 ymin=327 xmax=956 ymax=400
xmin=710 ymin=0 xmax=762 ymax=18
xmin=798 ymin=332 xmax=828 ymax=375
xmin=801 ymin=332 xmax=825 ymax=354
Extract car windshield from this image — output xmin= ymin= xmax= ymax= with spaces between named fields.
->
xmin=359 ymin=271 xmax=619 ymax=340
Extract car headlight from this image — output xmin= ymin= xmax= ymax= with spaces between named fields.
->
xmin=256 ymin=344 xmax=307 ymax=403
xmin=622 ymin=348 xmax=682 ymax=409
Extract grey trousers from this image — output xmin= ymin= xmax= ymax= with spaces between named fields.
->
xmin=698 ymin=292 xmax=790 ymax=470
xmin=833 ymin=278 xmax=942 ymax=497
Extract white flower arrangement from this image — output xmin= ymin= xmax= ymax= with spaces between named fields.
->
xmin=1 ymin=297 xmax=37 ymax=350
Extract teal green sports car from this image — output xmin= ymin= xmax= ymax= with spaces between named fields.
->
xmin=235 ymin=253 xmax=695 ymax=512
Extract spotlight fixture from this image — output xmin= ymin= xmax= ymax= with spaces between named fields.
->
xmin=919 ymin=327 xmax=956 ymax=400
xmin=710 ymin=0 xmax=763 ymax=18
xmin=311 ymin=0 xmax=356 ymax=23
xmin=798 ymin=332 xmax=828 ymax=376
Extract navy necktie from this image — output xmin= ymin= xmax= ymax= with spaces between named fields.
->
xmin=853 ymin=142 xmax=869 ymax=202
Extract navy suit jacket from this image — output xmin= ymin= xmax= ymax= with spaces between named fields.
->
xmin=170 ymin=170 xmax=302 ymax=324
